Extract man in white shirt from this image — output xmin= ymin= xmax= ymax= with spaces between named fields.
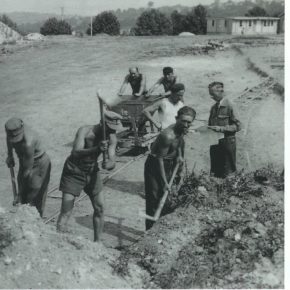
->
xmin=142 ymin=83 xmax=185 ymax=131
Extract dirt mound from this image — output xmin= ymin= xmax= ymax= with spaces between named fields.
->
xmin=113 ymin=167 xmax=284 ymax=288
xmin=24 ymin=33 xmax=45 ymax=41
xmin=0 ymin=205 xmax=144 ymax=288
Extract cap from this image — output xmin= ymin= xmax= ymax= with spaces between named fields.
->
xmin=104 ymin=110 xmax=124 ymax=132
xmin=171 ymin=83 xmax=185 ymax=93
xmin=5 ymin=118 xmax=24 ymax=143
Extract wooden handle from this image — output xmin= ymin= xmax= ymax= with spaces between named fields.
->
xmin=153 ymin=163 xmax=179 ymax=220
xmin=9 ymin=167 xmax=18 ymax=203
xmin=97 ymin=92 xmax=106 ymax=163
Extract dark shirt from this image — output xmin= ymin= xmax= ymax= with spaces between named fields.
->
xmin=127 ymin=74 xmax=144 ymax=94
xmin=208 ymin=98 xmax=241 ymax=137
xmin=160 ymin=76 xmax=177 ymax=92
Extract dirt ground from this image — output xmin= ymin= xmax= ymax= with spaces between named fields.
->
xmin=0 ymin=34 xmax=284 ymax=288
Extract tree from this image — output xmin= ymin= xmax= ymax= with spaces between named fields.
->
xmin=171 ymin=10 xmax=187 ymax=35
xmin=133 ymin=9 xmax=172 ymax=36
xmin=87 ymin=11 xmax=120 ymax=35
xmin=0 ymin=14 xmax=22 ymax=35
xmin=183 ymin=5 xmax=207 ymax=35
xmin=40 ymin=17 xmax=72 ymax=35
xmin=245 ymin=6 xmax=268 ymax=16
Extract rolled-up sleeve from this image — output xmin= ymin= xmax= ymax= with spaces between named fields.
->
xmin=224 ymin=104 xmax=241 ymax=133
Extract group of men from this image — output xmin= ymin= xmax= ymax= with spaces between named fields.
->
xmin=5 ymin=66 xmax=241 ymax=242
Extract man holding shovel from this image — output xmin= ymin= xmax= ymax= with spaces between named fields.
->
xmin=5 ymin=118 xmax=51 ymax=217
xmin=57 ymin=110 xmax=123 ymax=242
xmin=144 ymin=106 xmax=196 ymax=230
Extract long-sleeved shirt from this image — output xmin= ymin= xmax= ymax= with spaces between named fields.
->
xmin=208 ymin=98 xmax=241 ymax=137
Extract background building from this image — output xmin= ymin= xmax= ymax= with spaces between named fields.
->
xmin=207 ymin=17 xmax=279 ymax=35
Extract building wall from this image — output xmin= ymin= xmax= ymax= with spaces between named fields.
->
xmin=231 ymin=19 xmax=278 ymax=35
xmin=207 ymin=18 xmax=228 ymax=34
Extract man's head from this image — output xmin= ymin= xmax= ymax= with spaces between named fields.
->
xmin=163 ymin=66 xmax=174 ymax=80
xmin=5 ymin=118 xmax=25 ymax=143
xmin=170 ymin=83 xmax=185 ymax=104
xmin=104 ymin=110 xmax=124 ymax=132
xmin=208 ymin=81 xmax=224 ymax=102
xmin=175 ymin=106 xmax=196 ymax=135
xmin=129 ymin=67 xmax=139 ymax=79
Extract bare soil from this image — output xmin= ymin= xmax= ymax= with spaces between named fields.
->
xmin=0 ymin=34 xmax=284 ymax=288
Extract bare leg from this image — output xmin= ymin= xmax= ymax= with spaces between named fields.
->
xmin=57 ymin=192 xmax=75 ymax=232
xmin=89 ymin=190 xmax=104 ymax=242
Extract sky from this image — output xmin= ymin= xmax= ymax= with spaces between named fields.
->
xmin=0 ymin=0 xmax=231 ymax=15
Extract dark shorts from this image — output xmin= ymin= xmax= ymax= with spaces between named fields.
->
xmin=59 ymin=157 xmax=102 ymax=198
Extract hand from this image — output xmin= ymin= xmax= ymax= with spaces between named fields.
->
xmin=155 ymin=123 xmax=162 ymax=131
xmin=99 ymin=140 xmax=108 ymax=152
xmin=134 ymin=93 xmax=141 ymax=97
xmin=102 ymin=160 xmax=115 ymax=171
xmin=208 ymin=126 xmax=223 ymax=132
xmin=176 ymin=156 xmax=184 ymax=165
xmin=6 ymin=156 xmax=15 ymax=168
xmin=163 ymin=183 xmax=171 ymax=193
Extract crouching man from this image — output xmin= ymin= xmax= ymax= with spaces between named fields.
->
xmin=144 ymin=106 xmax=196 ymax=230
xmin=5 ymin=118 xmax=51 ymax=217
xmin=57 ymin=111 xmax=123 ymax=242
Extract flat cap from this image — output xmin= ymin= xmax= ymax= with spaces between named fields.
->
xmin=5 ymin=118 xmax=24 ymax=143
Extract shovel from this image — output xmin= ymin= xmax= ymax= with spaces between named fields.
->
xmin=9 ymin=166 xmax=18 ymax=206
xmin=142 ymin=163 xmax=179 ymax=222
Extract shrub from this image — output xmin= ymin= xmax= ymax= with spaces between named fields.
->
xmin=133 ymin=9 xmax=172 ymax=36
xmin=87 ymin=11 xmax=120 ymax=36
xmin=40 ymin=17 xmax=72 ymax=35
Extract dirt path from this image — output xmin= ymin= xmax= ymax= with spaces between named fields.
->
xmin=0 ymin=36 xmax=284 ymax=250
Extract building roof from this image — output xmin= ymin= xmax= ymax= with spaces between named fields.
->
xmin=207 ymin=16 xmax=279 ymax=21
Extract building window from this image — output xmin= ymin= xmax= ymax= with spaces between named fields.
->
xmin=249 ymin=20 xmax=252 ymax=26
xmin=212 ymin=20 xmax=215 ymax=26
xmin=264 ymin=20 xmax=266 ymax=26
xmin=225 ymin=20 xmax=227 ymax=27
xmin=240 ymin=20 xmax=243 ymax=26
xmin=253 ymin=20 xmax=257 ymax=25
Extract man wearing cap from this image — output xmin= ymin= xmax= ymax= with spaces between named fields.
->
xmin=142 ymin=83 xmax=185 ymax=131
xmin=208 ymin=81 xmax=241 ymax=178
xmin=118 ymin=67 xmax=147 ymax=97
xmin=146 ymin=67 xmax=179 ymax=97
xmin=5 ymin=118 xmax=51 ymax=216
xmin=145 ymin=106 xmax=196 ymax=230
xmin=57 ymin=110 xmax=123 ymax=242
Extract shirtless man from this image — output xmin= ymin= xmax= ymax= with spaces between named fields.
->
xmin=144 ymin=106 xmax=196 ymax=230
xmin=146 ymin=66 xmax=179 ymax=97
xmin=142 ymin=83 xmax=185 ymax=131
xmin=118 ymin=67 xmax=147 ymax=97
xmin=5 ymin=118 xmax=51 ymax=217
xmin=57 ymin=111 xmax=123 ymax=242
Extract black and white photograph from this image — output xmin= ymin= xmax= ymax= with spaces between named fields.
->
xmin=0 ymin=0 xmax=286 ymax=288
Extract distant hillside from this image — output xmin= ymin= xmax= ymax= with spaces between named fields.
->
xmin=6 ymin=0 xmax=284 ymax=34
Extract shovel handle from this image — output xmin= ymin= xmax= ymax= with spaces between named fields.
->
xmin=97 ymin=92 xmax=107 ymax=163
xmin=152 ymin=163 xmax=180 ymax=220
xmin=9 ymin=167 xmax=18 ymax=205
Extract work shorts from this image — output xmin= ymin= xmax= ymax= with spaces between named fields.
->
xmin=59 ymin=157 xmax=102 ymax=198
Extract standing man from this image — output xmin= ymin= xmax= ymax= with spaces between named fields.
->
xmin=144 ymin=106 xmax=196 ymax=230
xmin=146 ymin=66 xmax=179 ymax=97
xmin=118 ymin=67 xmax=147 ymax=97
xmin=57 ymin=111 xmax=123 ymax=242
xmin=208 ymin=81 xmax=241 ymax=178
xmin=142 ymin=83 xmax=185 ymax=131
xmin=5 ymin=118 xmax=51 ymax=217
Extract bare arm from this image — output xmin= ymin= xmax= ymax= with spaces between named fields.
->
xmin=135 ymin=74 xmax=146 ymax=96
xmin=118 ymin=75 xmax=129 ymax=96
xmin=103 ymin=133 xmax=117 ymax=170
xmin=147 ymin=77 xmax=163 ymax=95
xmin=71 ymin=127 xmax=99 ymax=158
xmin=143 ymin=100 xmax=164 ymax=130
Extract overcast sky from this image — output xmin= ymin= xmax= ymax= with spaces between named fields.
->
xmin=0 ymin=0 xmax=227 ymax=15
